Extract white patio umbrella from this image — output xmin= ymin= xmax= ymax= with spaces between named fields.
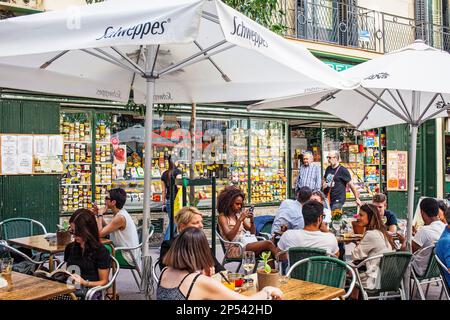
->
xmin=250 ymin=40 xmax=450 ymax=252
xmin=0 ymin=0 xmax=355 ymax=257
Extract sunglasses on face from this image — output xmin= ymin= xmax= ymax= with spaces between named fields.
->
xmin=327 ymin=156 xmax=336 ymax=159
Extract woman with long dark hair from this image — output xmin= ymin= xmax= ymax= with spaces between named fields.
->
xmin=65 ymin=209 xmax=111 ymax=299
xmin=157 ymin=227 xmax=283 ymax=300
xmin=217 ymin=186 xmax=280 ymax=261
xmin=351 ymin=203 xmax=394 ymax=290
xmin=161 ymin=154 xmax=182 ymax=240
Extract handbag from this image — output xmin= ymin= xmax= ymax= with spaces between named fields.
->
xmin=326 ymin=165 xmax=341 ymax=205
xmin=239 ymin=232 xmax=259 ymax=246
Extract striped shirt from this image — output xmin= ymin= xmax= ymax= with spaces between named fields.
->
xmin=295 ymin=163 xmax=322 ymax=191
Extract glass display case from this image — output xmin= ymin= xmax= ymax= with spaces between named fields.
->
xmin=250 ymin=120 xmax=287 ymax=204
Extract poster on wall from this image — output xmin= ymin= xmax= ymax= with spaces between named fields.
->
xmin=387 ymin=150 xmax=408 ymax=191
xmin=0 ymin=134 xmax=63 ymax=175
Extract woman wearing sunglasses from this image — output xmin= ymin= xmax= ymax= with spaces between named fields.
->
xmin=65 ymin=209 xmax=111 ymax=299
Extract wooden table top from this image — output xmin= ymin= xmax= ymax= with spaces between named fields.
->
xmin=217 ymin=274 xmax=345 ymax=300
xmin=0 ymin=272 xmax=76 ymax=300
xmin=7 ymin=235 xmax=113 ymax=254
xmin=336 ymin=234 xmax=363 ymax=244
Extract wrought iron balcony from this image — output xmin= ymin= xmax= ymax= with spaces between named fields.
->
xmin=275 ymin=0 xmax=450 ymax=54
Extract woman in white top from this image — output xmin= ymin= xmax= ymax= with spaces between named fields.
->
xmin=217 ymin=186 xmax=280 ymax=261
xmin=93 ymin=188 xmax=140 ymax=266
xmin=351 ymin=203 xmax=394 ymax=291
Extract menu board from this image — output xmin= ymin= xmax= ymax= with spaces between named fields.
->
xmin=0 ymin=134 xmax=64 ymax=175
xmin=386 ymin=150 xmax=408 ymax=191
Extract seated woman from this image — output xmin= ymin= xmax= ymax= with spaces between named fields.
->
xmin=65 ymin=209 xmax=111 ymax=300
xmin=351 ymin=204 xmax=394 ymax=291
xmin=157 ymin=227 xmax=283 ymax=300
xmin=310 ymin=190 xmax=332 ymax=232
xmin=217 ymin=186 xmax=280 ymax=262
xmin=159 ymin=206 xmax=225 ymax=273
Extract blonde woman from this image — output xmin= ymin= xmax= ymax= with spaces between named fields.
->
xmin=159 ymin=206 xmax=225 ymax=273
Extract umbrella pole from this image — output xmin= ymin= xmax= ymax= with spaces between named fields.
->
xmin=142 ymin=45 xmax=157 ymax=257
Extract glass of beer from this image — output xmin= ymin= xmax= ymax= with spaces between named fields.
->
xmin=0 ymin=258 xmax=14 ymax=291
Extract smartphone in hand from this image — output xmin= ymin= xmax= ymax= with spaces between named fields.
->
xmin=248 ymin=205 xmax=255 ymax=216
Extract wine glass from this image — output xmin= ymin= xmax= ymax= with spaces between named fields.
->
xmin=332 ymin=220 xmax=341 ymax=236
xmin=242 ymin=251 xmax=255 ymax=285
xmin=277 ymin=253 xmax=288 ymax=285
xmin=381 ymin=215 xmax=388 ymax=225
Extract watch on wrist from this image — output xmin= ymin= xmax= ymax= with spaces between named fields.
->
xmin=96 ymin=214 xmax=103 ymax=218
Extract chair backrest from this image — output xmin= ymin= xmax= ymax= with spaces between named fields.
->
xmin=85 ymin=255 xmax=120 ymax=300
xmin=287 ymin=256 xmax=356 ymax=299
xmin=0 ymin=240 xmax=46 ymax=269
xmin=288 ymin=247 xmax=327 ymax=280
xmin=377 ymin=251 xmax=412 ymax=292
xmin=0 ymin=218 xmax=47 ymax=240
xmin=434 ymin=253 xmax=450 ymax=293
xmin=215 ymin=224 xmax=228 ymax=254
xmin=412 ymin=245 xmax=440 ymax=279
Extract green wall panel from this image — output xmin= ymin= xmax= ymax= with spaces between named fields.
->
xmin=0 ymin=99 xmax=60 ymax=232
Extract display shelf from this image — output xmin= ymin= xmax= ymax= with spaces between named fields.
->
xmin=64 ymin=162 xmax=92 ymax=165
xmin=61 ymin=183 xmax=92 ymax=186
xmin=64 ymin=141 xmax=92 ymax=144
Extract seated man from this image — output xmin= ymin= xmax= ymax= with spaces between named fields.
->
xmin=277 ymin=200 xmax=339 ymax=257
xmin=399 ymin=197 xmax=446 ymax=276
xmin=271 ymin=186 xmax=312 ymax=235
xmin=92 ymin=188 xmax=140 ymax=267
xmin=159 ymin=206 xmax=225 ymax=274
xmin=372 ymin=193 xmax=398 ymax=233
xmin=436 ymin=207 xmax=450 ymax=287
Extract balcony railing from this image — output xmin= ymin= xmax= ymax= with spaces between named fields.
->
xmin=276 ymin=0 xmax=450 ymax=54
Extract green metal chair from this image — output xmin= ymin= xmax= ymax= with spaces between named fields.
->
xmin=0 ymin=240 xmax=49 ymax=273
xmin=410 ymin=245 xmax=446 ymax=300
xmin=352 ymin=251 xmax=412 ymax=300
xmin=106 ymin=224 xmax=154 ymax=292
xmin=287 ymin=247 xmax=327 ymax=280
xmin=286 ymin=256 xmax=356 ymax=300
xmin=0 ymin=217 xmax=47 ymax=240
xmin=434 ymin=253 xmax=450 ymax=300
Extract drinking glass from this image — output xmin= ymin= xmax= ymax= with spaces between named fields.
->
xmin=277 ymin=254 xmax=288 ymax=285
xmin=242 ymin=251 xmax=255 ymax=285
xmin=332 ymin=221 xmax=341 ymax=236
xmin=381 ymin=216 xmax=388 ymax=225
xmin=0 ymin=258 xmax=14 ymax=291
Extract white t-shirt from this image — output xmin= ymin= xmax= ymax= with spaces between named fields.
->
xmin=110 ymin=208 xmax=141 ymax=266
xmin=277 ymin=229 xmax=339 ymax=255
xmin=412 ymin=220 xmax=446 ymax=275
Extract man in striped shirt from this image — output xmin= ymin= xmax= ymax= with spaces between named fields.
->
xmin=295 ymin=152 xmax=321 ymax=192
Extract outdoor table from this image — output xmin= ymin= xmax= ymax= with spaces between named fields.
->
xmin=0 ymin=271 xmax=76 ymax=300
xmin=215 ymin=273 xmax=345 ymax=300
xmin=336 ymin=234 xmax=363 ymax=244
xmin=7 ymin=235 xmax=113 ymax=272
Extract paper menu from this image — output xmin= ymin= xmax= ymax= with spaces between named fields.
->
xmin=18 ymin=136 xmax=33 ymax=155
xmin=33 ymin=136 xmax=49 ymax=156
xmin=49 ymin=135 xmax=63 ymax=156
xmin=1 ymin=135 xmax=18 ymax=174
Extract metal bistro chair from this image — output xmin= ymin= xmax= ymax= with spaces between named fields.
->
xmin=0 ymin=240 xmax=49 ymax=274
xmin=434 ymin=253 xmax=450 ymax=300
xmin=352 ymin=251 xmax=412 ymax=300
xmin=108 ymin=224 xmax=155 ymax=292
xmin=0 ymin=217 xmax=48 ymax=240
xmin=85 ymin=255 xmax=120 ymax=300
xmin=215 ymin=225 xmax=267 ymax=273
xmin=410 ymin=245 xmax=446 ymax=300
xmin=287 ymin=256 xmax=356 ymax=300
xmin=287 ymin=247 xmax=327 ymax=280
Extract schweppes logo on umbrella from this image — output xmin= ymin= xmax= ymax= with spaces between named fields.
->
xmin=230 ymin=16 xmax=268 ymax=48
xmin=96 ymin=19 xmax=170 ymax=41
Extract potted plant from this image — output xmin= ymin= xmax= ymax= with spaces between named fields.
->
xmin=56 ymin=220 xmax=72 ymax=246
xmin=256 ymin=251 xmax=279 ymax=290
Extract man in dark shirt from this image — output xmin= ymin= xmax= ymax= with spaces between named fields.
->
xmin=323 ymin=151 xmax=361 ymax=210
xmin=372 ymin=193 xmax=398 ymax=233
xmin=159 ymin=206 xmax=225 ymax=273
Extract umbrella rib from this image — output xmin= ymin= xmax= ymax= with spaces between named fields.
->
xmin=150 ymin=45 xmax=160 ymax=77
xmin=419 ymin=106 xmax=449 ymax=125
xmin=201 ymin=11 xmax=219 ymax=24
xmin=81 ymin=49 xmax=139 ymax=74
xmin=356 ymin=96 xmax=380 ymax=129
xmin=110 ymin=46 xmax=146 ymax=75
xmin=395 ymin=89 xmax=413 ymax=122
xmin=94 ymin=48 xmax=145 ymax=75
xmin=157 ymin=40 xmax=228 ymax=77
xmin=39 ymin=50 xmax=70 ymax=69
xmin=417 ymin=92 xmax=440 ymax=123
xmin=355 ymin=87 xmax=409 ymax=123
xmin=387 ymin=89 xmax=413 ymax=122
xmin=193 ymin=40 xmax=231 ymax=82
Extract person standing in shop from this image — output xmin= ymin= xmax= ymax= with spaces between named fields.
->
xmin=323 ymin=150 xmax=362 ymax=210
xmin=295 ymin=151 xmax=322 ymax=192
xmin=161 ymin=154 xmax=183 ymax=241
